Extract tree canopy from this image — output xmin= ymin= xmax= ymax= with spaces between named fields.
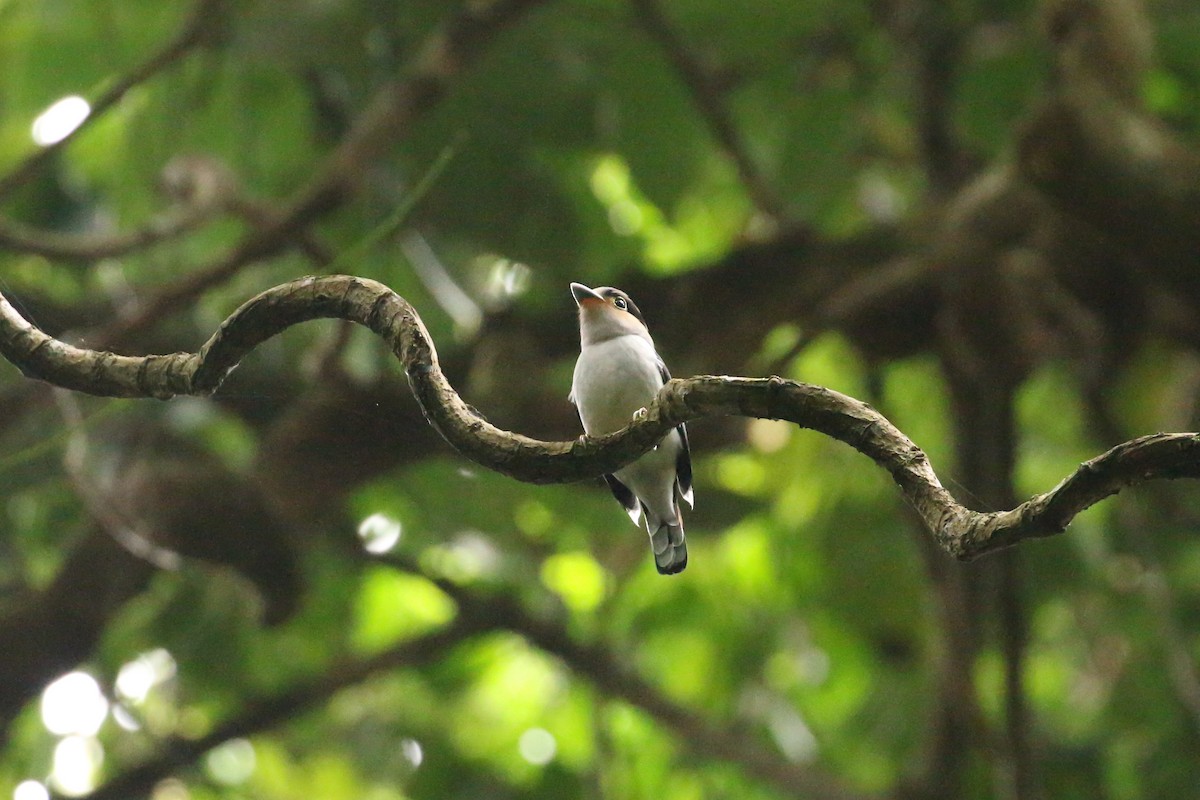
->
xmin=2 ymin=1 xmax=1200 ymax=799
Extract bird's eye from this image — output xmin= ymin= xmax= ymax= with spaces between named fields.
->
xmin=613 ymin=296 xmax=628 ymax=310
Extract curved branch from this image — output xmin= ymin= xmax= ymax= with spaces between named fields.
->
xmin=2 ymin=274 xmax=1198 ymax=560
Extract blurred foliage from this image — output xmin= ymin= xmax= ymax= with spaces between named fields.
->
xmin=2 ymin=1 xmax=1200 ymax=799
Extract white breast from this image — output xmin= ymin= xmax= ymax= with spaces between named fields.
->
xmin=571 ymin=335 xmax=663 ymax=436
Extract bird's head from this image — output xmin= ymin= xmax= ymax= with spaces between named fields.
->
xmin=570 ymin=282 xmax=651 ymax=346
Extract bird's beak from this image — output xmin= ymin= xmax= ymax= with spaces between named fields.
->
xmin=570 ymin=282 xmax=605 ymax=307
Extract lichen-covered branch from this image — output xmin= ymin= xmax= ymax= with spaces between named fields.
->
xmin=3 ymin=274 xmax=1198 ymax=560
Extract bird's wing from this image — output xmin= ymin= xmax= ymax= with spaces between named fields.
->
xmin=675 ymin=422 xmax=694 ymax=508
xmin=571 ymin=392 xmax=644 ymax=527
xmin=604 ymin=473 xmax=644 ymax=527
xmin=658 ymin=357 xmax=694 ymax=508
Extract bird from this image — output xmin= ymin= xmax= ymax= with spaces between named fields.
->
xmin=568 ymin=282 xmax=693 ymax=574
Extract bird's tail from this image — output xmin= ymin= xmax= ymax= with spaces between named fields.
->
xmin=650 ymin=519 xmax=687 ymax=575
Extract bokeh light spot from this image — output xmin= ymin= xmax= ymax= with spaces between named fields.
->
xmin=51 ymin=736 xmax=103 ymax=797
xmin=518 ymin=727 xmax=557 ymax=765
xmin=116 ymin=648 xmax=177 ymax=704
xmin=150 ymin=778 xmax=190 ymax=800
xmin=41 ymin=672 xmax=108 ymax=736
xmin=13 ymin=781 xmax=49 ymax=800
xmin=401 ymin=737 xmax=424 ymax=767
xmin=204 ymin=738 xmax=256 ymax=786
xmin=31 ymin=95 xmax=90 ymax=146
xmin=357 ymin=512 xmax=402 ymax=554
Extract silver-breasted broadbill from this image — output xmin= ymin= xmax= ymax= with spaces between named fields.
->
xmin=569 ymin=282 xmax=693 ymax=574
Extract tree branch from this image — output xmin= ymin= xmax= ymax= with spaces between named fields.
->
xmin=3 ymin=274 xmax=1199 ymax=560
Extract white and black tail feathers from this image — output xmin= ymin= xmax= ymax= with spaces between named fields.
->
xmin=649 ymin=518 xmax=687 ymax=575
xmin=603 ymin=458 xmax=692 ymax=575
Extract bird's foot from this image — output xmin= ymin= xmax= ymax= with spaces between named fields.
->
xmin=631 ymin=406 xmax=648 ymax=421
